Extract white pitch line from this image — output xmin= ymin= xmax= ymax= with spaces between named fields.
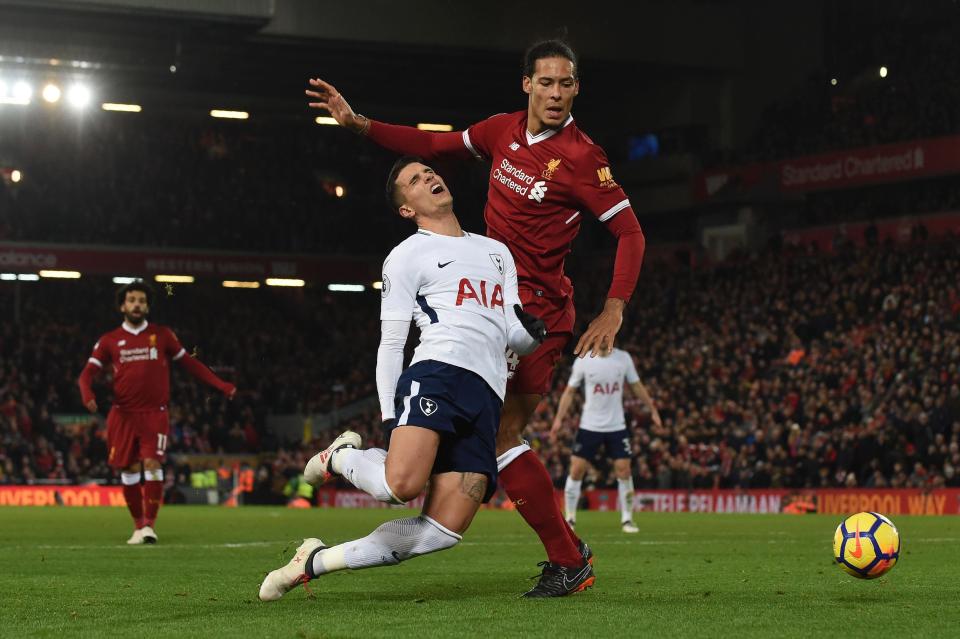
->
xmin=12 ymin=540 xmax=686 ymax=551
xmin=21 ymin=541 xmax=278 ymax=550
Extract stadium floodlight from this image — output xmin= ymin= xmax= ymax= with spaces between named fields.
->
xmin=0 ymin=273 xmax=16 ymax=281
xmin=830 ymin=78 xmax=838 ymax=86
xmin=39 ymin=270 xmax=81 ymax=279
xmin=372 ymin=281 xmax=383 ymax=290
xmin=210 ymin=109 xmax=249 ymax=120
xmin=12 ymin=81 xmax=31 ymax=101
xmin=42 ymin=83 xmax=61 ymax=103
xmin=334 ymin=185 xmax=345 ymax=198
xmin=67 ymin=84 xmax=91 ymax=108
xmin=10 ymin=169 xmax=22 ymax=183
xmin=315 ymin=116 xmax=338 ymax=125
xmin=417 ymin=123 xmax=453 ymax=132
xmin=154 ymin=274 xmax=195 ymax=283
xmin=17 ymin=274 xmax=40 ymax=281
xmin=102 ymin=103 xmax=142 ymax=113
xmin=112 ymin=276 xmax=139 ymax=284
xmin=327 ymin=283 xmax=365 ymax=292
xmin=265 ymin=278 xmax=305 ymax=287
xmin=879 ymin=66 xmax=888 ymax=78
xmin=222 ymin=280 xmax=260 ymax=289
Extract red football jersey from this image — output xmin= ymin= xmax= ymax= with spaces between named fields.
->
xmin=87 ymin=321 xmax=186 ymax=411
xmin=463 ymin=111 xmax=632 ymax=303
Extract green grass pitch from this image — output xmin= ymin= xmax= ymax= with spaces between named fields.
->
xmin=2 ymin=506 xmax=959 ymax=638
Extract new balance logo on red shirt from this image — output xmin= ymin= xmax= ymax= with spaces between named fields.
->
xmin=455 ymin=278 xmax=504 ymax=310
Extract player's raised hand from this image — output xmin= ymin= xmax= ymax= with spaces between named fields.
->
xmin=574 ymin=298 xmax=625 ymax=358
xmin=84 ymin=399 xmax=98 ymax=414
xmin=305 ymin=78 xmax=367 ymax=133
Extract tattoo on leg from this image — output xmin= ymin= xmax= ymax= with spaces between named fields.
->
xmin=459 ymin=473 xmax=486 ymax=504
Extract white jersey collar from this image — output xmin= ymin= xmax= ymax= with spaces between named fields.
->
xmin=526 ymin=114 xmax=574 ymax=146
xmin=416 ymin=229 xmax=470 ymax=238
xmin=122 ymin=320 xmax=149 ymax=335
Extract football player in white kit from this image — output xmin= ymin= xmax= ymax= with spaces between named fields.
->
xmin=259 ymin=157 xmax=551 ymax=601
xmin=549 ymin=347 xmax=661 ymax=533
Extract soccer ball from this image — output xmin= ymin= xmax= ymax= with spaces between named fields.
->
xmin=833 ymin=511 xmax=901 ymax=579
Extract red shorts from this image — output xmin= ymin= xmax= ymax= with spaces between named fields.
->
xmin=106 ymin=408 xmax=170 ymax=469
xmin=507 ymin=290 xmax=575 ymax=395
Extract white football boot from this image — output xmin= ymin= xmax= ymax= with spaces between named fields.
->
xmin=259 ymin=538 xmax=326 ymax=602
xmin=621 ymin=520 xmax=639 ymax=534
xmin=126 ymin=528 xmax=145 ymax=545
xmin=304 ymin=431 xmax=361 ymax=485
xmin=141 ymin=526 xmax=158 ymax=544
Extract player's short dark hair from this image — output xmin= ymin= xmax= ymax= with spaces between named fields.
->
xmin=523 ymin=39 xmax=578 ymax=79
xmin=385 ymin=155 xmax=424 ymax=213
xmin=115 ymin=280 xmax=154 ymax=308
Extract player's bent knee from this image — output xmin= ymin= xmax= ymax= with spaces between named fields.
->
xmin=384 ymin=475 xmax=424 ymax=503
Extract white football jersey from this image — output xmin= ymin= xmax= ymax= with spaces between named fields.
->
xmin=567 ymin=348 xmax=640 ymax=432
xmin=380 ymin=229 xmax=521 ymax=399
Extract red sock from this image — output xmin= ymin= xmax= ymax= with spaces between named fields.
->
xmin=122 ymin=483 xmax=144 ymax=529
xmin=499 ymin=450 xmax=583 ymax=567
xmin=142 ymin=481 xmax=164 ymax=528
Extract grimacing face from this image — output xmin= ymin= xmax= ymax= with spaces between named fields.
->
xmin=523 ymin=56 xmax=579 ymax=130
xmin=120 ymin=290 xmax=149 ymax=324
xmin=395 ymin=162 xmax=453 ymax=219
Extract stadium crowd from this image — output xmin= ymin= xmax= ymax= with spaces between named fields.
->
xmin=0 ymin=281 xmax=381 ymax=495
xmin=2 ymin=231 xmax=958 ymax=498
xmin=731 ymin=7 xmax=960 ymax=163
xmin=0 ymin=113 xmax=431 ymax=256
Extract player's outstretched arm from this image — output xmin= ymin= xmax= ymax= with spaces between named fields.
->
xmin=630 ymin=381 xmax=662 ymax=427
xmin=177 ymin=354 xmax=236 ymax=399
xmin=305 ymin=77 xmax=474 ymax=161
xmin=306 ymin=78 xmax=368 ymax=132
xmin=550 ymin=385 xmax=579 ymax=442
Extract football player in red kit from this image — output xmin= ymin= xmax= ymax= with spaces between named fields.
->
xmin=78 ymin=281 xmax=236 ymax=544
xmin=305 ymin=40 xmax=645 ymax=596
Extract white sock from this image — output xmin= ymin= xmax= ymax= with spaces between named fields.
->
xmin=310 ymin=515 xmax=460 ymax=576
xmin=496 ymin=443 xmax=531 ymax=472
xmin=563 ymin=476 xmax=582 ymax=523
xmin=618 ymin=477 xmax=635 ymax=523
xmin=334 ymin=448 xmax=403 ymax=504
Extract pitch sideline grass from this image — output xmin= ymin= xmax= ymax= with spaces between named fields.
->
xmin=1 ymin=506 xmax=958 ymax=638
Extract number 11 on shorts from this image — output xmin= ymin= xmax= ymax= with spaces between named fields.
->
xmin=157 ymin=433 xmax=168 ymax=456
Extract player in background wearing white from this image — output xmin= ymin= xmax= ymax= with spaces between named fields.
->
xmin=549 ymin=348 xmax=661 ymax=533
xmin=259 ymin=157 xmax=555 ymax=601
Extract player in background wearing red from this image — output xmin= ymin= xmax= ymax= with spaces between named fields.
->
xmin=306 ymin=40 xmax=645 ymax=596
xmin=78 ymin=281 xmax=236 ymax=544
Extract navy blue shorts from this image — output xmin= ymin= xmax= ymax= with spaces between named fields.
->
xmin=388 ymin=360 xmax=502 ymax=502
xmin=572 ymin=428 xmax=632 ymax=461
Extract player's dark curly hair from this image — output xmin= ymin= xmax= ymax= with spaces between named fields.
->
xmin=523 ymin=39 xmax=578 ymax=79
xmin=385 ymin=155 xmax=425 ymax=213
xmin=115 ymin=279 xmax=154 ymax=308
